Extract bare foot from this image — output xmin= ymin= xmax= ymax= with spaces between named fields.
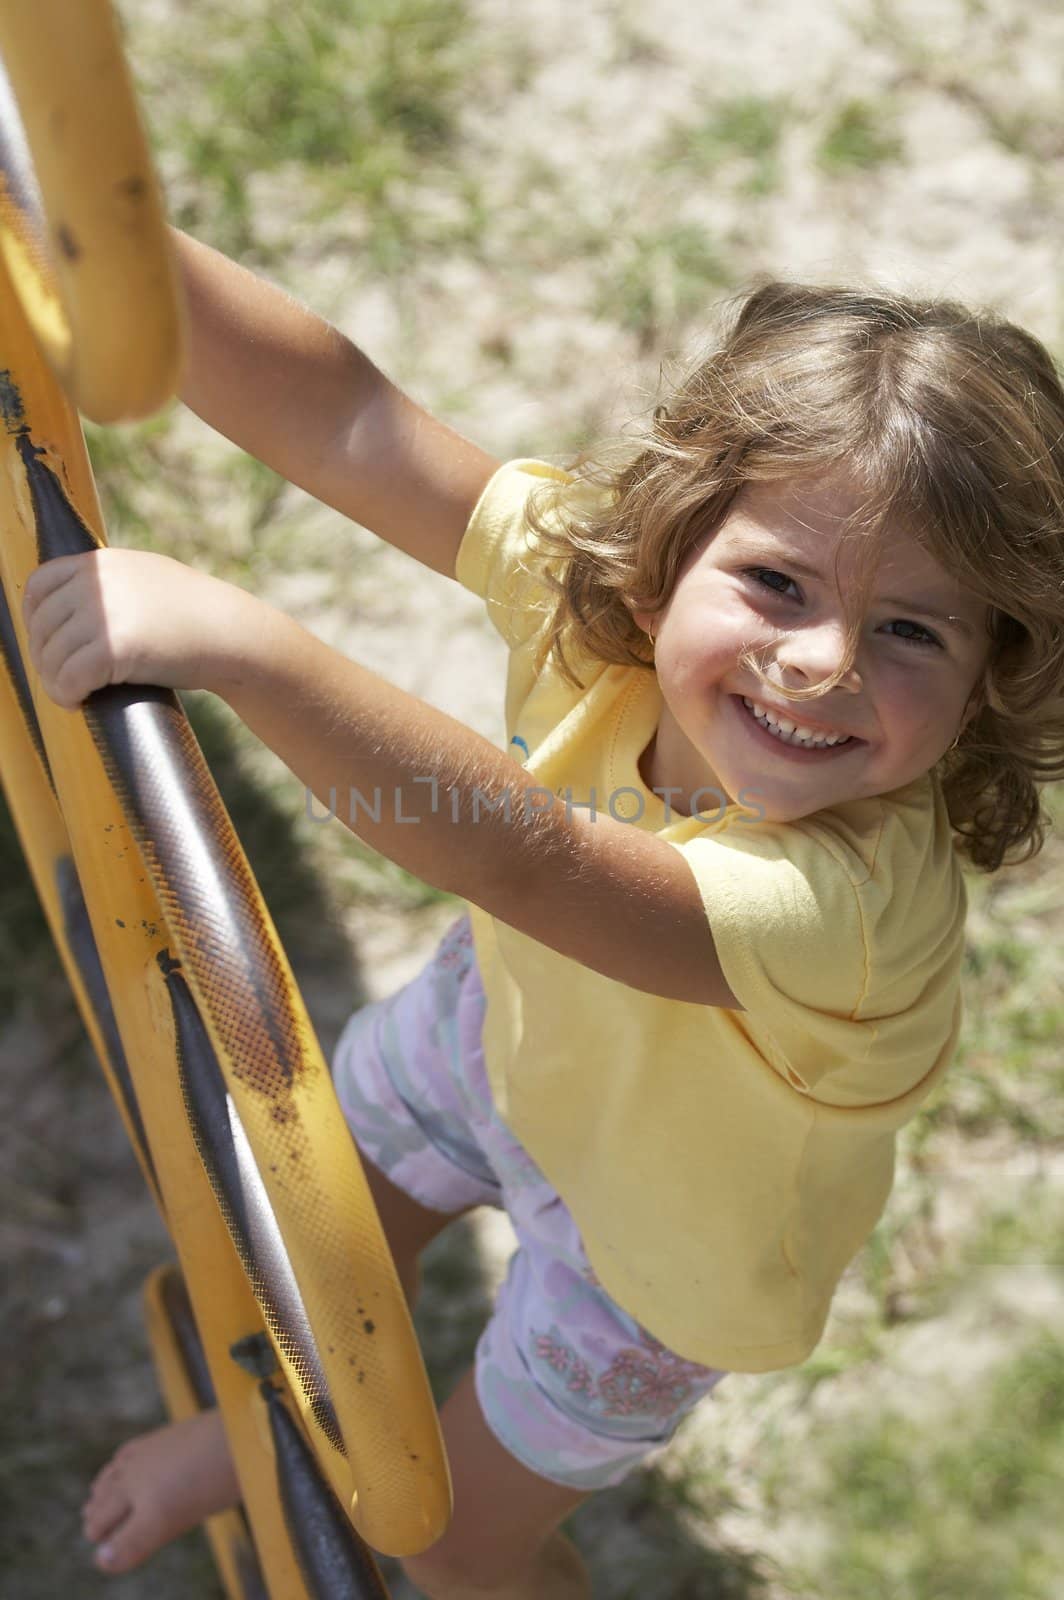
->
xmin=81 ymin=1408 xmax=241 ymax=1575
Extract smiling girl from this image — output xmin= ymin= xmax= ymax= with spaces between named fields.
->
xmin=24 ymin=248 xmax=1064 ymax=1597
xmin=632 ymin=472 xmax=991 ymax=822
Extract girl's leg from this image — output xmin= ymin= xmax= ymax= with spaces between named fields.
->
xmin=82 ymin=1409 xmax=241 ymax=1573
xmin=82 ymin=1158 xmax=463 ymax=1576
xmin=401 ymin=1368 xmax=591 ymax=1600
xmin=85 ymin=1370 xmax=594 ymax=1597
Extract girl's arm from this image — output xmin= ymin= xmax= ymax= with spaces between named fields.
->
xmin=21 ymin=551 xmax=739 ymax=1010
xmin=224 ymin=608 xmax=739 ymax=1009
xmin=172 ymin=229 xmax=500 ymax=578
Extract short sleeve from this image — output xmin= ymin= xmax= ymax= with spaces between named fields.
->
xmin=455 ymin=459 xmax=572 ymax=649
xmin=674 ymin=791 xmax=966 ymax=1104
xmin=679 ymin=821 xmax=872 ymax=1094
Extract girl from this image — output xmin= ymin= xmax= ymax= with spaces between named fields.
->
xmin=24 ymin=235 xmax=1064 ymax=1599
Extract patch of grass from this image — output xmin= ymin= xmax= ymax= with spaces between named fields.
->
xmin=789 ymin=1332 xmax=884 ymax=1397
xmin=962 ymin=927 xmax=1036 ymax=984
xmin=88 ymin=406 xmax=326 ymax=596
xmin=594 ymin=221 xmax=734 ymax=350
xmin=83 ymin=414 xmax=178 ymax=547
xmin=962 ymin=1187 xmax=1064 ymax=1268
xmin=662 ymin=95 xmax=790 ymax=196
xmin=919 ymin=809 xmax=1064 ymax=1146
xmin=772 ymin=1335 xmax=1064 ymax=1599
xmin=134 ymin=0 xmax=478 ymax=263
xmin=933 ymin=1055 xmax=1047 ymax=1141
xmin=816 ymin=98 xmax=906 ymax=174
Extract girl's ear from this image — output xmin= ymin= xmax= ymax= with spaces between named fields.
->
xmin=960 ymin=678 xmax=987 ymax=731
xmin=631 ymin=606 xmax=653 ymax=633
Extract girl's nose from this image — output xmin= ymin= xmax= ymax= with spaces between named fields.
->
xmin=774 ymin=622 xmax=863 ymax=692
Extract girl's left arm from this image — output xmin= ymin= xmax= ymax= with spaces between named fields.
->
xmin=22 ymin=549 xmax=739 ymax=1009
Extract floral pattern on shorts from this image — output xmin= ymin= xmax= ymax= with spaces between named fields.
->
xmin=533 ymin=1325 xmax=710 ymax=1419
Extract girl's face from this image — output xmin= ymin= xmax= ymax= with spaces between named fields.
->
xmin=634 ymin=473 xmax=992 ymax=823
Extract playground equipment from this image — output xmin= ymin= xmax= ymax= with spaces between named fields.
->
xmin=0 ymin=4 xmax=451 ymax=1594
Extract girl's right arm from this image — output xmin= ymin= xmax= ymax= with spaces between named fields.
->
xmin=171 ymin=228 xmax=501 ymax=579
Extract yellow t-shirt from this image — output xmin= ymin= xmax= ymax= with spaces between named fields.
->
xmin=455 ymin=459 xmax=967 ymax=1372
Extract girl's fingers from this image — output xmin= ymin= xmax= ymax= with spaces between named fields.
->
xmin=49 ymin=640 xmax=108 ymax=709
xmin=23 ymin=575 xmax=81 ymax=648
xmin=37 ymin=608 xmax=95 ymax=677
xmin=36 ymin=615 xmax=109 ymax=708
xmin=21 ymin=547 xmax=208 ymax=700
xmin=22 ymin=552 xmax=91 ymax=618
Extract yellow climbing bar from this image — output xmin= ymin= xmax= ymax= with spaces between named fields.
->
xmin=0 ymin=0 xmax=182 ymax=422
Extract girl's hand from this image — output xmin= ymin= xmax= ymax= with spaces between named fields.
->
xmin=21 ymin=548 xmax=241 ymax=710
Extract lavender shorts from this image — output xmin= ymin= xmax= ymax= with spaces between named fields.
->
xmin=331 ymin=913 xmax=727 ymax=1491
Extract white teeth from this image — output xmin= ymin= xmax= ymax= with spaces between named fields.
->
xmin=742 ymin=697 xmax=852 ymax=750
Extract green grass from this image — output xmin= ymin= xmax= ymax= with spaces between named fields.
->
xmin=593 ymin=221 xmax=735 ymax=348
xmin=962 ymin=1186 xmax=1064 ymax=1268
xmin=816 ymin=98 xmax=907 ymax=174
xmin=82 ymin=415 xmax=179 ymax=547
xmin=662 ymin=94 xmax=790 ymax=195
xmin=776 ymin=1334 xmax=1064 ymax=1599
xmin=916 ymin=806 xmax=1064 ymax=1147
xmin=124 ymin=0 xmax=480 ymax=265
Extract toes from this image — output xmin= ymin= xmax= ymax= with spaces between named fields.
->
xmin=90 ymin=1508 xmax=165 ymax=1576
xmin=82 ymin=1503 xmax=124 ymax=1544
xmin=87 ymin=1497 xmax=166 ymax=1574
xmin=86 ymin=1459 xmax=122 ymax=1497
xmin=82 ymin=1471 xmax=132 ymax=1543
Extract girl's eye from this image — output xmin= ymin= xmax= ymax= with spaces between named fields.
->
xmin=748 ymin=567 xmax=800 ymax=599
xmin=883 ymin=618 xmax=942 ymax=649
xmin=744 ymin=569 xmax=944 ymax=649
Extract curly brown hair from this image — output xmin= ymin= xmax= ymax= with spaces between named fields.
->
xmin=525 ymin=279 xmax=1064 ymax=872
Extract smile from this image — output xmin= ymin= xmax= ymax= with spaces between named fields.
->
xmin=741 ymin=696 xmax=855 ymax=750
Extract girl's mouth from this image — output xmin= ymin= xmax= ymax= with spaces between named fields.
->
xmin=736 ymin=695 xmax=860 ymax=757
